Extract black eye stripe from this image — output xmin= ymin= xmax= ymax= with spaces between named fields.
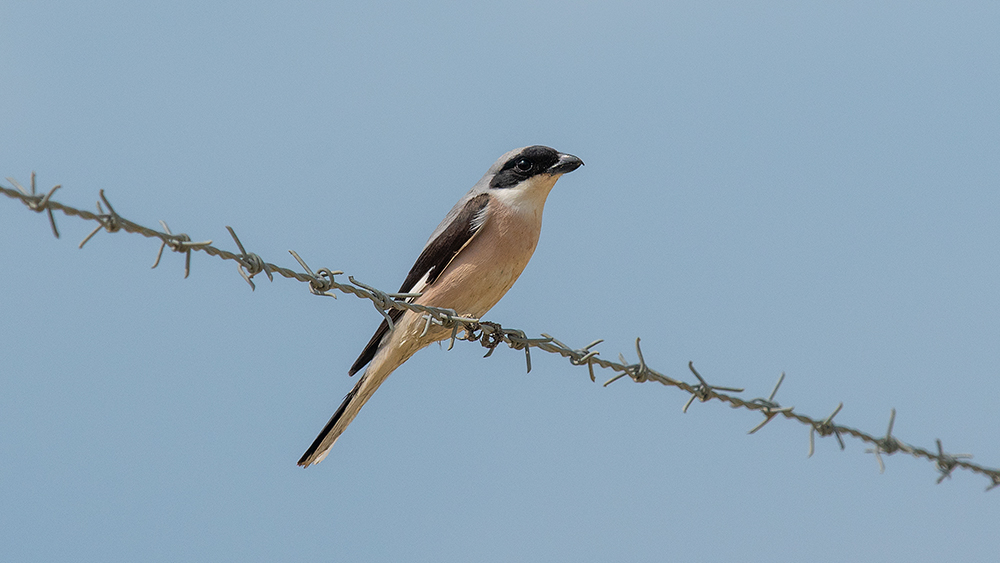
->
xmin=489 ymin=145 xmax=561 ymax=189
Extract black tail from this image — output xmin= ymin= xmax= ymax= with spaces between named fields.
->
xmin=297 ymin=376 xmax=363 ymax=467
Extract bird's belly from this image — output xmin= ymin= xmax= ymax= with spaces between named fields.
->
xmin=419 ymin=246 xmax=531 ymax=317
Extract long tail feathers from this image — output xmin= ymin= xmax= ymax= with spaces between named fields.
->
xmin=297 ymin=344 xmax=410 ymax=467
xmin=297 ymin=378 xmax=361 ymax=466
xmin=298 ymin=313 xmax=443 ymax=467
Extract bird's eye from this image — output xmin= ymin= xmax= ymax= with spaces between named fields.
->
xmin=515 ymin=158 xmax=533 ymax=173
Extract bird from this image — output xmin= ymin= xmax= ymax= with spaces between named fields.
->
xmin=297 ymin=145 xmax=583 ymax=467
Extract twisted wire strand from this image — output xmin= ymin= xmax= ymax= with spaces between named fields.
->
xmin=3 ymin=179 xmax=997 ymax=491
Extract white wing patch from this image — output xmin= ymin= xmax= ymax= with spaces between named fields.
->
xmin=405 ymin=270 xmax=433 ymax=301
xmin=471 ymin=202 xmax=490 ymax=231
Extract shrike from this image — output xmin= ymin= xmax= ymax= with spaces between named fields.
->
xmin=298 ymin=145 xmax=583 ymax=467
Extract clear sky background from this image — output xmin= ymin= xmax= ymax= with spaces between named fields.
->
xmin=2 ymin=2 xmax=998 ymax=561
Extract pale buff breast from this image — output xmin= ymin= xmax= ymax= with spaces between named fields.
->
xmin=380 ymin=198 xmax=545 ymax=362
xmin=415 ymin=197 xmax=543 ymax=319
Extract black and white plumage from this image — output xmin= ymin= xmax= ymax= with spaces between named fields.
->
xmin=298 ymin=146 xmax=583 ymax=467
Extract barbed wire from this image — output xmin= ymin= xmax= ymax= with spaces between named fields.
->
xmin=3 ymin=174 xmax=998 ymax=492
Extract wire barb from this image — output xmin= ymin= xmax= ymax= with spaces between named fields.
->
xmin=7 ymin=172 xmax=62 ymax=238
xmin=986 ymin=475 xmax=1000 ymax=492
xmin=546 ymin=335 xmax=603 ymax=382
xmin=79 ymin=190 xmax=124 ymax=249
xmin=350 ymin=275 xmax=419 ymax=330
xmin=747 ymin=372 xmax=795 ymax=434
xmin=288 ymin=250 xmax=342 ymax=299
xmin=683 ymin=362 xmax=745 ymax=413
xmin=151 ymin=220 xmax=212 ymax=278
xmin=934 ymin=439 xmax=973 ymax=484
xmin=502 ymin=328 xmax=541 ymax=374
xmin=572 ymin=342 xmax=603 ymax=382
xmin=808 ymin=403 xmax=846 ymax=457
xmin=603 ymin=338 xmax=654 ymax=387
xmin=227 ymin=226 xmax=272 ymax=290
xmin=864 ymin=408 xmax=911 ymax=473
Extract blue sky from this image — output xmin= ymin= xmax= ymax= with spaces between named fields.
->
xmin=2 ymin=1 xmax=999 ymax=561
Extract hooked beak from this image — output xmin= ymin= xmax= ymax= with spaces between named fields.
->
xmin=548 ymin=153 xmax=584 ymax=175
